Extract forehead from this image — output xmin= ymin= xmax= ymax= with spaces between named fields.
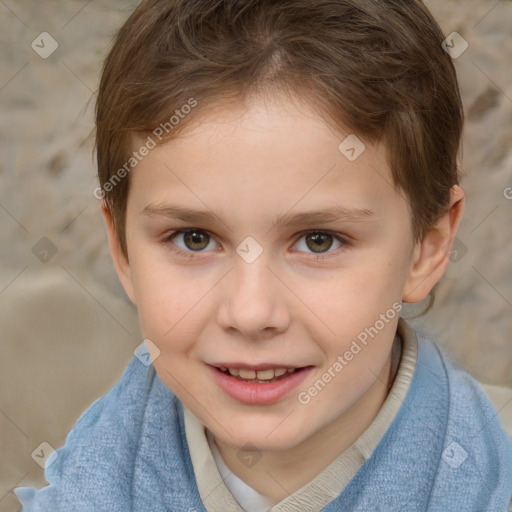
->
xmin=127 ymin=95 xmax=409 ymax=228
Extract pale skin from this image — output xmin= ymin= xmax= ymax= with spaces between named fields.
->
xmin=101 ymin=93 xmax=464 ymax=502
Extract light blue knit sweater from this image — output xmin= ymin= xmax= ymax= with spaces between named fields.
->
xmin=15 ymin=333 xmax=512 ymax=511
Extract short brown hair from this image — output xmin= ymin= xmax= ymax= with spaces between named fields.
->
xmin=95 ymin=0 xmax=463 ymax=258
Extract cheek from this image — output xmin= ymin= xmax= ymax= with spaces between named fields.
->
xmin=299 ymin=258 xmax=403 ymax=327
xmin=127 ymin=247 xmax=202 ymax=347
xmin=293 ymin=255 xmax=404 ymax=372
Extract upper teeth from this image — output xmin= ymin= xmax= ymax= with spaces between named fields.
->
xmin=219 ymin=367 xmax=295 ymax=380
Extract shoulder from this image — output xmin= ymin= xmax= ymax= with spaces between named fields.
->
xmin=60 ymin=352 xmax=156 ymax=446
xmin=433 ymin=341 xmax=511 ymax=444
xmin=409 ymin=324 xmax=510 ymax=439
xmin=15 ymin=356 xmax=182 ymax=511
xmin=479 ymin=383 xmax=512 ymax=440
xmin=414 ymin=328 xmax=511 ymax=448
xmin=413 ymin=329 xmax=512 ymax=508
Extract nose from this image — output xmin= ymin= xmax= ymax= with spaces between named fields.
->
xmin=215 ymin=256 xmax=290 ymax=339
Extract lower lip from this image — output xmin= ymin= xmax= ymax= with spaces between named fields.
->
xmin=209 ymin=365 xmax=313 ymax=405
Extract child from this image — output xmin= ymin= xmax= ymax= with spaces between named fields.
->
xmin=15 ymin=0 xmax=512 ymax=510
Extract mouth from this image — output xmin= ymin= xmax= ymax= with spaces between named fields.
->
xmin=215 ymin=365 xmax=305 ymax=383
xmin=209 ymin=363 xmax=313 ymax=404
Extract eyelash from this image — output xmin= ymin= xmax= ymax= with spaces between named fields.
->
xmin=162 ymin=229 xmax=350 ymax=260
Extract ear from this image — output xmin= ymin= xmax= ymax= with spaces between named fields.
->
xmin=99 ymin=201 xmax=137 ymax=305
xmin=403 ymin=185 xmax=465 ymax=303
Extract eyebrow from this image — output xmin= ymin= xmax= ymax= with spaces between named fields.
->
xmin=141 ymin=203 xmax=375 ymax=230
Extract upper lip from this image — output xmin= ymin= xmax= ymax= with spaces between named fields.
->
xmin=210 ymin=362 xmax=305 ymax=370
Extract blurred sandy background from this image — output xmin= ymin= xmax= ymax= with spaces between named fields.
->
xmin=0 ymin=0 xmax=511 ymax=510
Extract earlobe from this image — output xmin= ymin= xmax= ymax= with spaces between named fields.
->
xmin=99 ymin=201 xmax=137 ymax=305
xmin=403 ymin=185 xmax=465 ymax=303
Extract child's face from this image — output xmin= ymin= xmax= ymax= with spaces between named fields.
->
xmin=114 ymin=95 xmax=419 ymax=451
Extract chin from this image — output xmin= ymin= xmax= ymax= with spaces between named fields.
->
xmin=215 ymin=418 xmax=311 ymax=453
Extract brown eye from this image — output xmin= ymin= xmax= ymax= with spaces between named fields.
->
xmin=166 ymin=229 xmax=217 ymax=253
xmin=305 ymin=232 xmax=334 ymax=253
xmin=183 ymin=230 xmax=211 ymax=251
xmin=293 ymin=231 xmax=347 ymax=255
